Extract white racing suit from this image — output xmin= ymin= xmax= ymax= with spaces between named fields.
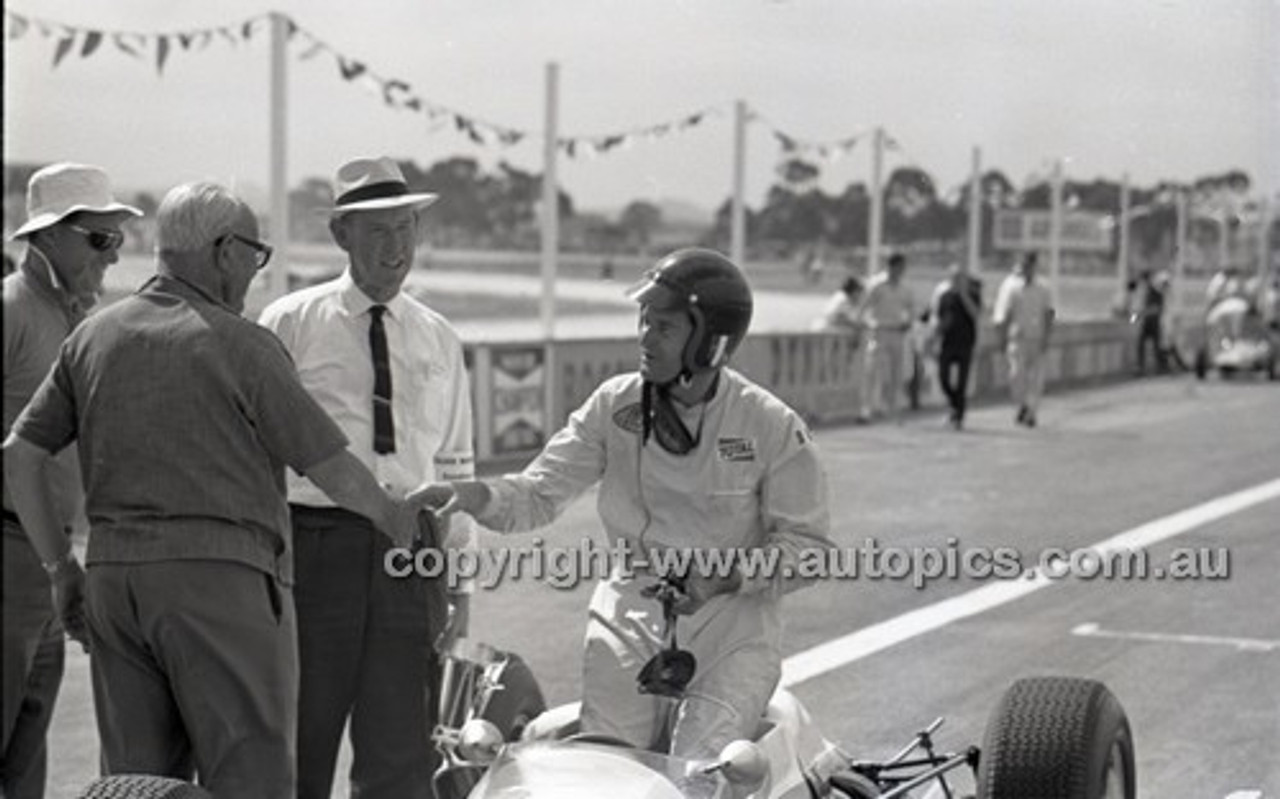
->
xmin=474 ymin=369 xmax=832 ymax=759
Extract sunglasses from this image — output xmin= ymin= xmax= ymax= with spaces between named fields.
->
xmin=67 ymin=224 xmax=124 ymax=253
xmin=216 ymin=232 xmax=274 ymax=270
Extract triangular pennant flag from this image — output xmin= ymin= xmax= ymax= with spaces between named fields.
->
xmin=241 ymin=19 xmax=255 ymax=41
xmin=155 ymin=35 xmax=171 ymax=73
xmin=338 ymin=56 xmax=366 ymax=80
xmin=404 ymin=97 xmax=422 ymax=112
xmin=177 ymin=31 xmax=196 ymax=50
xmin=297 ymin=34 xmax=326 ymax=60
xmin=52 ymin=34 xmax=76 ymax=67
xmin=8 ymin=13 xmax=30 ymax=40
xmin=283 ymin=17 xmax=299 ymax=38
xmin=113 ymin=32 xmax=143 ymax=58
xmin=80 ymin=29 xmax=102 ymax=57
xmin=218 ymin=26 xmax=239 ymax=47
xmin=382 ymin=79 xmax=411 ymax=107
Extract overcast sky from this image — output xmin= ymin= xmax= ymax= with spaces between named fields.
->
xmin=5 ymin=0 xmax=1277 ymax=214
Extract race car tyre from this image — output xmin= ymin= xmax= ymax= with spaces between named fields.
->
xmin=76 ymin=775 xmax=212 ymax=798
xmin=481 ymin=651 xmax=547 ymax=742
xmin=978 ymin=677 xmax=1134 ymax=799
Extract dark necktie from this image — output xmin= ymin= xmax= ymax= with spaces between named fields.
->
xmin=368 ymin=305 xmax=395 ymax=454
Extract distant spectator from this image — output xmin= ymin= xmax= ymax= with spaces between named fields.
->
xmin=2 ymin=252 xmax=16 ymax=277
xmin=994 ymin=252 xmax=1055 ymax=428
xmin=1205 ymin=264 xmax=1244 ymax=312
xmin=928 ymin=263 xmax=983 ymax=429
xmin=857 ymin=252 xmax=915 ymax=424
xmin=1112 ymin=277 xmax=1138 ymax=321
xmin=812 ymin=275 xmax=864 ymax=336
xmin=1135 ymin=269 xmax=1168 ymax=375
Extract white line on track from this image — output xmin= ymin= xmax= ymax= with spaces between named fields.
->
xmin=780 ymin=478 xmax=1280 ymax=688
xmin=1072 ymin=622 xmax=1279 ymax=652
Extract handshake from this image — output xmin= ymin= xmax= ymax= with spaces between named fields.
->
xmin=382 ymin=480 xmax=493 ymax=550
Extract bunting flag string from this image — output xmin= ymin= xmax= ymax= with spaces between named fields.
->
xmin=4 ymin=9 xmax=268 ymax=74
xmin=752 ymin=111 xmax=870 ymax=164
xmin=5 ymin=8 xmax=720 ymax=159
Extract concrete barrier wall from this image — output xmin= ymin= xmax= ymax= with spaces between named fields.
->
xmin=468 ymin=320 xmax=1147 ymax=463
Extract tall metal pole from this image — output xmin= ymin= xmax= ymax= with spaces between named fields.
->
xmin=268 ymin=12 xmax=289 ymax=300
xmin=1117 ymin=173 xmax=1131 ymax=300
xmin=966 ymin=145 xmax=981 ymax=274
xmin=730 ymin=100 xmax=747 ymax=266
xmin=540 ymin=62 xmax=559 ymax=342
xmin=1173 ymin=189 xmax=1188 ymax=318
xmin=540 ymin=62 xmax=560 ymax=432
xmin=867 ymin=126 xmax=884 ymax=276
xmin=1048 ymin=159 xmax=1064 ymax=308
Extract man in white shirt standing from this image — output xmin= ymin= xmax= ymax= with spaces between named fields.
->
xmin=993 ymin=252 xmax=1055 ymax=427
xmin=857 ymin=252 xmax=916 ymax=424
xmin=258 ymin=156 xmax=475 ymax=799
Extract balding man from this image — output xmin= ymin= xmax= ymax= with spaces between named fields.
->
xmin=4 ymin=181 xmax=432 ymax=797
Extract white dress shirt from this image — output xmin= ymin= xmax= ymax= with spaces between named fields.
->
xmin=258 ymin=272 xmax=476 ymax=548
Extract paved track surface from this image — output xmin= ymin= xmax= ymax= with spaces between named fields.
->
xmin=45 ymin=376 xmax=1279 ymax=797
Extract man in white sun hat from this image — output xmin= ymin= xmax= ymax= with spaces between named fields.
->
xmin=2 ymin=163 xmax=139 ymax=798
xmin=259 ymin=156 xmax=476 ymax=799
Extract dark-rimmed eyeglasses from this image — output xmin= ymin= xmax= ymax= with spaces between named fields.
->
xmin=216 ymin=233 xmax=274 ymax=270
xmin=67 ymin=224 xmax=124 ymax=253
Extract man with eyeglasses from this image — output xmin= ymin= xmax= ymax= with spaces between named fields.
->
xmin=419 ymin=248 xmax=833 ymax=761
xmin=3 ymin=180 xmax=435 ymax=797
xmin=258 ymin=156 xmax=475 ymax=799
xmin=2 ymin=162 xmax=139 ymax=798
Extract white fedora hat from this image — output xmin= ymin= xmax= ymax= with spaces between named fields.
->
xmin=11 ymin=163 xmax=142 ymax=240
xmin=331 ymin=156 xmax=439 ymax=216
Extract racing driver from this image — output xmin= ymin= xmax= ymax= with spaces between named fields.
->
xmin=419 ymin=247 xmax=833 ymax=759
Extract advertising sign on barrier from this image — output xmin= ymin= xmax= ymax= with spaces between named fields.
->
xmin=491 ymin=346 xmax=546 ymax=455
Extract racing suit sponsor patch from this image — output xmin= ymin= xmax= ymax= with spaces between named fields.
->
xmin=717 ymin=437 xmax=756 ymax=462
xmin=612 ymin=402 xmax=644 ymax=434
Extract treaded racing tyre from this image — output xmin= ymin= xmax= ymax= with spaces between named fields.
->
xmin=978 ymin=677 xmax=1135 ymax=799
xmin=76 ymin=775 xmax=212 ymax=799
xmin=481 ymin=651 xmax=546 ymax=742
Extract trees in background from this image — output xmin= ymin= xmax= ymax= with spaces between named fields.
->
xmin=3 ymin=157 xmax=1269 ymax=270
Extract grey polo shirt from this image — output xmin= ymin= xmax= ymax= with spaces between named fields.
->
xmin=12 ymin=273 xmax=349 ymax=582
xmin=3 ymin=257 xmax=85 ymax=536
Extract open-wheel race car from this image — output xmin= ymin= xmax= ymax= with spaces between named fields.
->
xmin=73 ymin=638 xmax=1134 ymax=799
xmin=430 ymin=640 xmax=1136 ymax=799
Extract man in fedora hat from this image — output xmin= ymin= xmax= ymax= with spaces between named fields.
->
xmin=2 ymin=162 xmax=139 ymax=798
xmin=259 ymin=156 xmax=475 ymax=799
xmin=5 ymin=180 xmax=434 ymax=796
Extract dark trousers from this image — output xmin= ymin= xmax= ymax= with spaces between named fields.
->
xmin=1137 ymin=317 xmax=1166 ymax=373
xmin=86 ymin=560 xmax=297 ymax=798
xmin=938 ymin=346 xmax=974 ymax=421
xmin=2 ymin=528 xmax=65 ymax=799
xmin=291 ymin=506 xmax=445 ymax=799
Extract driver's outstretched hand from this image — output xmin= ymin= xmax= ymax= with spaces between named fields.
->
xmin=407 ymin=480 xmax=491 ymax=522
